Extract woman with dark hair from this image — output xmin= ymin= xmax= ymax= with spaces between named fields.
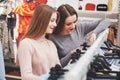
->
xmin=17 ymin=4 xmax=60 ymax=80
xmin=50 ymin=4 xmax=112 ymax=67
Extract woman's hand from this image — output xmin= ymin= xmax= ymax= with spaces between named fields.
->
xmin=88 ymin=33 xmax=96 ymax=45
xmin=70 ymin=47 xmax=82 ymax=54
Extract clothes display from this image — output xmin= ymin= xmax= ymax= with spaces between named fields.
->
xmin=0 ymin=19 xmax=14 ymax=60
xmin=0 ymin=0 xmax=119 ymax=79
xmin=0 ymin=0 xmax=15 ymax=61
xmin=0 ymin=0 xmax=19 ymax=79
xmin=39 ymin=30 xmax=120 ymax=80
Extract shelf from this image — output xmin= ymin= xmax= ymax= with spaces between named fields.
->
xmin=78 ymin=17 xmax=118 ymax=23
xmin=77 ymin=10 xmax=118 ymax=19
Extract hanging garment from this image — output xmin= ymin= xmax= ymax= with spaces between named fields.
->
xmin=7 ymin=12 xmax=16 ymax=39
xmin=0 ymin=41 xmax=6 ymax=80
xmin=0 ymin=19 xmax=14 ymax=61
xmin=107 ymin=26 xmax=115 ymax=44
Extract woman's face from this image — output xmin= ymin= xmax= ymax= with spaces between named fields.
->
xmin=46 ymin=12 xmax=57 ymax=34
xmin=61 ymin=14 xmax=77 ymax=35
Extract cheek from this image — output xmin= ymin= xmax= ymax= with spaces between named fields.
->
xmin=63 ymin=25 xmax=69 ymax=30
xmin=74 ymin=22 xmax=77 ymax=25
xmin=46 ymin=27 xmax=51 ymax=31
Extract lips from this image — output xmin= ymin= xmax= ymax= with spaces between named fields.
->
xmin=50 ymin=26 xmax=56 ymax=29
xmin=70 ymin=28 xmax=74 ymax=31
xmin=50 ymin=28 xmax=55 ymax=30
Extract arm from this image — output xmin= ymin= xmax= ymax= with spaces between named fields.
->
xmin=50 ymin=41 xmax=61 ymax=65
xmin=89 ymin=18 xmax=111 ymax=45
xmin=17 ymin=39 xmax=40 ymax=80
xmin=60 ymin=47 xmax=82 ymax=67
xmin=60 ymin=52 xmax=72 ymax=67
xmin=77 ymin=18 xmax=111 ymax=36
xmin=80 ymin=18 xmax=111 ymax=45
xmin=92 ymin=18 xmax=111 ymax=35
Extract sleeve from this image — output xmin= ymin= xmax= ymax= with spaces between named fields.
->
xmin=50 ymin=41 xmax=61 ymax=65
xmin=77 ymin=18 xmax=111 ymax=36
xmin=60 ymin=52 xmax=72 ymax=67
xmin=92 ymin=18 xmax=111 ymax=34
xmin=17 ymin=39 xmax=40 ymax=80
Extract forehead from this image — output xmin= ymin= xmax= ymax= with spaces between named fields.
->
xmin=51 ymin=12 xmax=57 ymax=18
xmin=65 ymin=15 xmax=77 ymax=23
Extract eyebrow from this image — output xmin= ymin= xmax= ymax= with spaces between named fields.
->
xmin=66 ymin=19 xmax=77 ymax=24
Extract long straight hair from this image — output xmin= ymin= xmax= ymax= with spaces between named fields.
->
xmin=23 ymin=4 xmax=59 ymax=39
xmin=53 ymin=4 xmax=78 ymax=35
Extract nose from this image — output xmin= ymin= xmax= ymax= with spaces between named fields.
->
xmin=71 ymin=23 xmax=76 ymax=28
xmin=53 ymin=22 xmax=57 ymax=28
xmin=50 ymin=21 xmax=57 ymax=29
xmin=72 ymin=23 xmax=76 ymax=26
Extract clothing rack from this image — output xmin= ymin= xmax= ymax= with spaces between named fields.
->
xmin=5 ymin=74 xmax=21 ymax=79
xmin=64 ymin=29 xmax=109 ymax=80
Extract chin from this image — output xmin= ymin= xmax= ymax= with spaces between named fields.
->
xmin=70 ymin=30 xmax=74 ymax=33
xmin=46 ymin=30 xmax=53 ymax=34
xmin=47 ymin=32 xmax=53 ymax=34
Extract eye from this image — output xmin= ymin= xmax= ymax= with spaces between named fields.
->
xmin=50 ymin=18 xmax=56 ymax=22
xmin=66 ymin=23 xmax=72 ymax=26
xmin=74 ymin=20 xmax=77 ymax=23
xmin=51 ymin=19 xmax=55 ymax=22
xmin=65 ymin=19 xmax=77 ymax=26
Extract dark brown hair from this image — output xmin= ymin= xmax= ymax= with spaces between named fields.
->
xmin=53 ymin=4 xmax=78 ymax=34
xmin=23 ymin=4 xmax=60 ymax=39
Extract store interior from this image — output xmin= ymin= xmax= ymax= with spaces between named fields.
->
xmin=0 ymin=0 xmax=120 ymax=80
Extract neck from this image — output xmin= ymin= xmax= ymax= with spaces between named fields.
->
xmin=36 ymin=35 xmax=46 ymax=41
xmin=60 ymin=31 xmax=70 ymax=36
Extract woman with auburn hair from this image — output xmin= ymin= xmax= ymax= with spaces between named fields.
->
xmin=17 ymin=4 xmax=60 ymax=80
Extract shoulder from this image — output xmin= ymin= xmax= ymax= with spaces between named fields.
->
xmin=48 ymin=39 xmax=56 ymax=46
xmin=18 ymin=38 xmax=34 ymax=49
xmin=19 ymin=38 xmax=32 ymax=44
xmin=76 ymin=20 xmax=91 ymax=28
xmin=75 ymin=20 xmax=86 ymax=31
xmin=17 ymin=38 xmax=34 ymax=55
xmin=48 ymin=39 xmax=57 ymax=47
